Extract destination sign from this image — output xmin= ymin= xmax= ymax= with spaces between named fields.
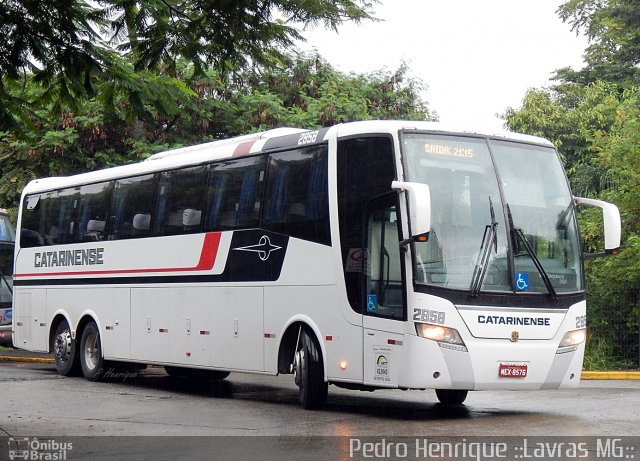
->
xmin=424 ymin=143 xmax=474 ymax=158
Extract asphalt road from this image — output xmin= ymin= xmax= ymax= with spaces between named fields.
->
xmin=0 ymin=361 xmax=638 ymax=460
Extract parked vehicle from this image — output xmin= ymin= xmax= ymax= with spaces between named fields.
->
xmin=0 ymin=209 xmax=14 ymax=344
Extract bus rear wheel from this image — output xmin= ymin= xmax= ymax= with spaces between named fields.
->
xmin=294 ymin=329 xmax=328 ymax=410
xmin=435 ymin=389 xmax=468 ymax=405
xmin=53 ymin=320 xmax=81 ymax=376
xmin=80 ymin=322 xmax=104 ymax=381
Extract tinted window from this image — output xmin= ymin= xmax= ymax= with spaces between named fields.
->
xmin=263 ymin=146 xmax=330 ymax=245
xmin=154 ymin=166 xmax=207 ymax=236
xmin=46 ymin=188 xmax=80 ymax=245
xmin=78 ymin=182 xmax=112 ymax=242
xmin=0 ymin=214 xmax=14 ymax=242
xmin=20 ymin=188 xmax=81 ymax=248
xmin=205 ymin=156 xmax=266 ymax=231
xmin=21 ymin=194 xmax=46 ymax=247
xmin=366 ymin=199 xmax=403 ymax=319
xmin=109 ymin=175 xmax=156 ymax=239
xmin=0 ymin=243 xmax=12 ymax=310
xmin=337 ymin=136 xmax=397 ymax=311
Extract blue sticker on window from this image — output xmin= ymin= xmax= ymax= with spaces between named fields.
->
xmin=515 ymin=272 xmax=529 ymax=291
xmin=367 ymin=295 xmax=378 ymax=312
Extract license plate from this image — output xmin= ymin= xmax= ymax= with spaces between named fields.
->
xmin=498 ymin=363 xmax=528 ymax=378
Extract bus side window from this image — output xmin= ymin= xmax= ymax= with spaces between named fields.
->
xmin=109 ymin=174 xmax=156 ymax=240
xmin=46 ymin=187 xmax=80 ymax=245
xmin=20 ymin=195 xmax=45 ymax=248
xmin=205 ymin=156 xmax=266 ymax=232
xmin=154 ymin=166 xmax=207 ymax=236
xmin=262 ymin=146 xmax=330 ymax=245
xmin=78 ymin=181 xmax=112 ymax=242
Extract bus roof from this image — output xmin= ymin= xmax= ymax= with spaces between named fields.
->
xmin=21 ymin=121 xmax=553 ymax=195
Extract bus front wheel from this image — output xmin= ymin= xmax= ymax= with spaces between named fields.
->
xmin=53 ymin=320 xmax=81 ymax=376
xmin=294 ymin=329 xmax=328 ymax=410
xmin=435 ymin=389 xmax=468 ymax=405
xmin=80 ymin=322 xmax=104 ymax=381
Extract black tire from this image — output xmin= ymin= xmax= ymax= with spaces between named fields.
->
xmin=204 ymin=370 xmax=230 ymax=381
xmin=295 ymin=329 xmax=328 ymax=410
xmin=165 ymin=366 xmax=229 ymax=381
xmin=79 ymin=322 xmax=104 ymax=381
xmin=52 ymin=320 xmax=81 ymax=376
xmin=164 ymin=365 xmax=187 ymax=377
xmin=435 ymin=389 xmax=468 ymax=405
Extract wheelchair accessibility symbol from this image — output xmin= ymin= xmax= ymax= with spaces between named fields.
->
xmin=367 ymin=295 xmax=378 ymax=312
xmin=515 ymin=272 xmax=529 ymax=292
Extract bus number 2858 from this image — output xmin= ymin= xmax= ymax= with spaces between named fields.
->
xmin=412 ymin=308 xmax=445 ymax=324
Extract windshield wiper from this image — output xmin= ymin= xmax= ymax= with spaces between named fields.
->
xmin=506 ymin=204 xmax=558 ymax=303
xmin=555 ymin=203 xmax=572 ymax=230
xmin=0 ymin=272 xmax=11 ymax=295
xmin=469 ymin=197 xmax=498 ymax=297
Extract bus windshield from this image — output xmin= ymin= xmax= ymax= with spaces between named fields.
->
xmin=0 ymin=242 xmax=13 ymax=302
xmin=0 ymin=212 xmax=14 ymax=242
xmin=402 ymin=133 xmax=583 ymax=295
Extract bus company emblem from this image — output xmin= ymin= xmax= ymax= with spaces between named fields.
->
xmin=233 ymin=235 xmax=282 ymax=261
xmin=510 ymin=331 xmax=519 ymax=342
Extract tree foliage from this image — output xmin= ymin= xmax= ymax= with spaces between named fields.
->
xmin=556 ymin=0 xmax=640 ymax=85
xmin=504 ymin=2 xmax=640 ymax=366
xmin=0 ymin=0 xmax=377 ymax=130
xmin=0 ymin=0 xmax=436 ymax=224
xmin=0 ymin=52 xmax=434 ymax=211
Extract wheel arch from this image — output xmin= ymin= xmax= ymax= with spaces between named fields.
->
xmin=277 ymin=316 xmax=326 ymax=376
xmin=75 ymin=310 xmax=104 ymax=358
xmin=48 ymin=311 xmax=73 ymax=353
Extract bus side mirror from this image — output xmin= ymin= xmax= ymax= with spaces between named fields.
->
xmin=392 ymin=181 xmax=431 ymax=244
xmin=574 ymin=196 xmax=622 ymax=258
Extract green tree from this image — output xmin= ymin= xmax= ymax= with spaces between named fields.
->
xmin=579 ymin=89 xmax=640 ymax=368
xmin=504 ymin=82 xmax=640 ymax=368
xmin=504 ymin=2 xmax=640 ymax=365
xmin=555 ymin=0 xmax=640 ymax=86
xmin=0 ymin=52 xmax=434 ymax=211
xmin=503 ymin=82 xmax=618 ymax=196
xmin=0 ymin=0 xmax=110 ymax=128
xmin=0 ymin=0 xmax=377 ymax=130
xmin=106 ymin=0 xmax=377 ymax=75
xmin=230 ymin=55 xmax=434 ymax=132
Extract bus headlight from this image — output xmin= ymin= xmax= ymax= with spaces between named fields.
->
xmin=557 ymin=328 xmax=586 ymax=354
xmin=415 ymin=323 xmax=467 ymax=352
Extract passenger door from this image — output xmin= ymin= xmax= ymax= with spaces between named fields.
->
xmin=362 ymin=194 xmax=406 ymax=387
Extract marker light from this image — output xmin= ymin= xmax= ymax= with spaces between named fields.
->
xmin=415 ymin=233 xmax=429 ymax=242
xmin=339 ymin=360 xmax=348 ymax=370
xmin=415 ymin=323 xmax=467 ymax=352
xmin=557 ymin=328 xmax=586 ymax=354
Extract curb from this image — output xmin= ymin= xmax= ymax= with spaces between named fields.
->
xmin=0 ymin=356 xmax=54 ymax=364
xmin=581 ymin=371 xmax=640 ymax=380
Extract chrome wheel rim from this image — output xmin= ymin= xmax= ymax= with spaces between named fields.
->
xmin=84 ymin=332 xmax=100 ymax=371
xmin=293 ymin=348 xmax=304 ymax=387
xmin=54 ymin=330 xmax=72 ymax=363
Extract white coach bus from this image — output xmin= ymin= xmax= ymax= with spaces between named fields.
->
xmin=13 ymin=121 xmax=621 ymax=409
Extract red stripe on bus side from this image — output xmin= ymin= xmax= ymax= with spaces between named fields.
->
xmin=232 ymin=141 xmax=255 ymax=157
xmin=194 ymin=232 xmax=221 ymax=270
xmin=14 ymin=232 xmax=222 ymax=278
